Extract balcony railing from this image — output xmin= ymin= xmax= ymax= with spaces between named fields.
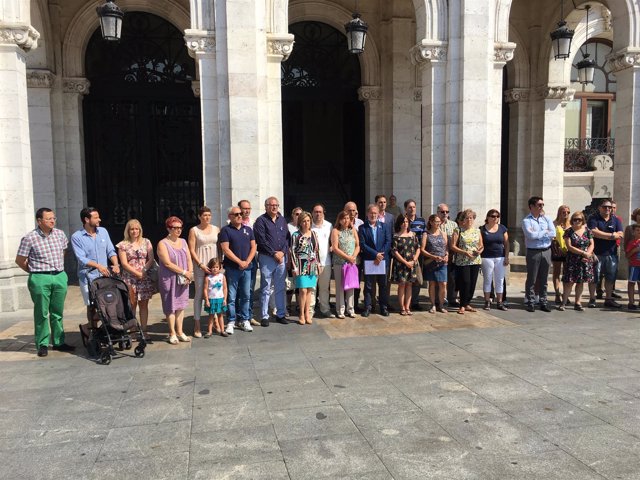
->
xmin=564 ymin=137 xmax=615 ymax=172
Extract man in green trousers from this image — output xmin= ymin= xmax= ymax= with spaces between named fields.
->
xmin=15 ymin=208 xmax=75 ymax=357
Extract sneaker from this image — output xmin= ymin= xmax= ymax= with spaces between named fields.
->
xmin=484 ymin=301 xmax=491 ymax=311
xmin=628 ymin=303 xmax=639 ymax=311
xmin=604 ymin=299 xmax=622 ymax=309
xmin=250 ymin=318 xmax=261 ymax=327
xmin=588 ymin=299 xmax=597 ymax=308
xmin=225 ymin=323 xmax=235 ymax=335
xmin=540 ymin=304 xmax=552 ymax=313
xmin=320 ymin=311 xmax=336 ymax=318
xmin=261 ymin=318 xmax=270 ymax=327
xmin=241 ymin=321 xmax=253 ymax=332
xmin=37 ymin=346 xmax=48 ymax=357
xmin=52 ymin=343 xmax=76 ymax=352
xmin=348 ymin=312 xmax=356 ymax=318
xmin=337 ymin=314 xmax=345 ymax=319
xmin=276 ymin=316 xmax=288 ymax=325
xmin=497 ymin=303 xmax=508 ymax=311
xmin=525 ymin=303 xmax=535 ymax=312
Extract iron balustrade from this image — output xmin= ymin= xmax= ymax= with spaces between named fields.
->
xmin=564 ymin=137 xmax=615 ymax=172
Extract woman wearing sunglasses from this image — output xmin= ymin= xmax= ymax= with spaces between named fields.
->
xmin=558 ymin=211 xmax=594 ymax=311
xmin=480 ymin=209 xmax=509 ymax=311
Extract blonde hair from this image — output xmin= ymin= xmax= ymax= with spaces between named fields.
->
xmin=297 ymin=211 xmax=312 ymax=229
xmin=123 ymin=219 xmax=144 ymax=244
xmin=554 ymin=205 xmax=571 ymax=227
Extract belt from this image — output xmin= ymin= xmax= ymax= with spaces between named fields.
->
xmin=31 ymin=270 xmax=63 ymax=275
xmin=527 ymin=247 xmax=550 ymax=252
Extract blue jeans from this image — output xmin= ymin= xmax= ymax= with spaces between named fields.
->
xmin=226 ymin=266 xmax=251 ymax=324
xmin=259 ymin=253 xmax=287 ymax=319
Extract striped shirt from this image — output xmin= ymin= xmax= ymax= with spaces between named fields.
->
xmin=16 ymin=228 xmax=68 ymax=272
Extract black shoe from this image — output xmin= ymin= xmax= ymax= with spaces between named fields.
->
xmin=629 ymin=303 xmax=639 ymax=311
xmin=362 ymin=309 xmax=370 ymax=318
xmin=612 ymin=292 xmax=622 ymax=299
xmin=540 ymin=304 xmax=552 ymax=313
xmin=526 ymin=304 xmax=535 ymax=313
xmin=604 ymin=299 xmax=622 ymax=309
xmin=52 ymin=343 xmax=76 ymax=352
xmin=588 ymin=299 xmax=597 ymax=308
xmin=276 ymin=316 xmax=288 ymax=324
xmin=37 ymin=346 xmax=48 ymax=357
xmin=380 ymin=309 xmax=390 ymax=317
xmin=261 ymin=318 xmax=270 ymax=327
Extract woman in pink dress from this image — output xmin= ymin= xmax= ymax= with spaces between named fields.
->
xmin=117 ymin=219 xmax=157 ymax=339
xmin=157 ymin=216 xmax=193 ymax=345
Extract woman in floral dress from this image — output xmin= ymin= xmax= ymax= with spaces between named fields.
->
xmin=290 ymin=211 xmax=321 ymax=325
xmin=117 ymin=219 xmax=157 ymax=340
xmin=450 ymin=209 xmax=484 ymax=314
xmin=391 ymin=214 xmax=420 ymax=315
xmin=559 ymin=211 xmax=594 ymax=311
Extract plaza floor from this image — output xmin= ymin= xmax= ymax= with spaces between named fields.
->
xmin=1 ymin=274 xmax=640 ymax=479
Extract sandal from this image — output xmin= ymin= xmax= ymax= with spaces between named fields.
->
xmin=574 ymin=304 xmax=584 ymax=311
xmin=557 ymin=305 xmax=565 ymax=311
xmin=466 ymin=306 xmax=477 ymax=313
xmin=458 ymin=307 xmax=465 ymax=315
xmin=406 ymin=310 xmax=413 ymax=316
xmin=168 ymin=335 xmax=178 ymax=345
xmin=193 ymin=331 xmax=202 ymax=338
xmin=400 ymin=310 xmax=407 ymax=316
xmin=437 ymin=307 xmax=448 ymax=313
xmin=203 ymin=332 xmax=212 ymax=338
xmin=178 ymin=333 xmax=191 ymax=342
xmin=298 ymin=319 xmax=305 ymax=325
xmin=429 ymin=306 xmax=436 ymax=314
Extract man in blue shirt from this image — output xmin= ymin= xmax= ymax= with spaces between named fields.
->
xmin=521 ymin=196 xmax=555 ymax=312
xmin=359 ymin=204 xmax=392 ymax=317
xmin=587 ymin=198 xmax=624 ymax=308
xmin=219 ymin=205 xmax=257 ymax=334
xmin=71 ymin=207 xmax=120 ymax=337
xmin=253 ymin=196 xmax=290 ymax=326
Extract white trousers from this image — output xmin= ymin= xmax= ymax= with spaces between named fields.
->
xmin=481 ymin=257 xmax=506 ymax=294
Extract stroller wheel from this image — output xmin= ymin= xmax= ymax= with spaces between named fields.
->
xmin=134 ymin=346 xmax=145 ymax=358
xmin=124 ymin=339 xmax=132 ymax=350
xmin=100 ymin=352 xmax=111 ymax=365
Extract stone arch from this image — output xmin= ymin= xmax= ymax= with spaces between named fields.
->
xmin=412 ymin=0 xmax=448 ymax=41
xmin=494 ymin=0 xmax=512 ymax=43
xmin=27 ymin=0 xmax=54 ymax=70
xmin=288 ymin=1 xmax=380 ymax=87
xmin=62 ymin=0 xmax=190 ymax=77
xmin=606 ymin=0 xmax=640 ymax=49
xmin=505 ymin=25 xmax=530 ymax=88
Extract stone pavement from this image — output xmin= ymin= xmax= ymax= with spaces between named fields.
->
xmin=1 ymin=274 xmax=640 ymax=479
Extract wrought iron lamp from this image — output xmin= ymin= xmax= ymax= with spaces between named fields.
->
xmin=576 ymin=5 xmax=595 ymax=85
xmin=550 ymin=0 xmax=574 ymax=59
xmin=345 ymin=1 xmax=368 ymax=54
xmin=96 ymin=0 xmax=124 ymax=41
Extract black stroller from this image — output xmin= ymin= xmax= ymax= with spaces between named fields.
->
xmin=84 ymin=275 xmax=147 ymax=364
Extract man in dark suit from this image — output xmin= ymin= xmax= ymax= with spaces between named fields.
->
xmin=359 ymin=204 xmax=392 ymax=317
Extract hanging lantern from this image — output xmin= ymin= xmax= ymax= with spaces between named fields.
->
xmin=345 ymin=13 xmax=368 ymax=54
xmin=96 ymin=0 xmax=124 ymax=41
xmin=550 ymin=0 xmax=574 ymax=60
xmin=577 ymin=5 xmax=594 ymax=85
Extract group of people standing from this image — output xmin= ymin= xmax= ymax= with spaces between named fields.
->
xmin=15 ymin=193 xmax=640 ymax=357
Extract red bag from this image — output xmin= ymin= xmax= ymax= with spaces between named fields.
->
xmin=342 ymin=263 xmax=360 ymax=290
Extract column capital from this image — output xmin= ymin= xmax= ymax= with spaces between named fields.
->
xmin=357 ymin=86 xmax=382 ymax=103
xmin=184 ymin=29 xmax=216 ymax=59
xmin=536 ymin=84 xmax=575 ymax=104
xmin=267 ymin=33 xmax=295 ymax=61
xmin=63 ymin=77 xmax=90 ymax=95
xmin=607 ymin=47 xmax=640 ymax=73
xmin=27 ymin=69 xmax=55 ymax=88
xmin=494 ymin=42 xmax=516 ymax=66
xmin=410 ymin=39 xmax=447 ymax=66
xmin=191 ymin=80 xmax=200 ymax=98
xmin=0 ymin=23 xmax=39 ymax=52
xmin=504 ymin=88 xmax=530 ymax=104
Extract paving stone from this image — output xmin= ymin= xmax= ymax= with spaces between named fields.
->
xmin=189 ymin=460 xmax=290 ymax=480
xmin=332 ymin=382 xmax=420 ymax=415
xmin=377 ymin=448 xmax=484 ymax=480
xmin=260 ymin=376 xmax=338 ymax=411
xmin=192 ymin=398 xmax=272 ymax=433
xmin=112 ymin=396 xmax=193 ymax=428
xmin=89 ymin=451 xmax=189 ymax=480
xmin=271 ymin=404 xmax=358 ymax=441
xmin=279 ymin=432 xmax=388 ymax=479
xmin=99 ymin=419 xmax=190 ymax=460
xmin=463 ymin=375 xmax=550 ymax=403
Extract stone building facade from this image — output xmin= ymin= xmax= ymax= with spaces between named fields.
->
xmin=1 ymin=0 xmax=639 ymax=311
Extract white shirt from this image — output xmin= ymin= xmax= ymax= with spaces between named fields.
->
xmin=311 ymin=220 xmax=333 ymax=266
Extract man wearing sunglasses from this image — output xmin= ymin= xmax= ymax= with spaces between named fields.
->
xmin=587 ymin=199 xmax=624 ymax=308
xmin=522 ymin=196 xmax=555 ymax=312
xmin=437 ymin=204 xmax=458 ymax=306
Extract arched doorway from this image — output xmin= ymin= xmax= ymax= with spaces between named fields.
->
xmin=83 ymin=12 xmax=201 ymax=243
xmin=281 ymin=21 xmax=365 ymax=217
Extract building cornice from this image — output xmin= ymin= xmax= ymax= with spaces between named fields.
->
xmin=267 ymin=33 xmax=295 ymax=61
xmin=607 ymin=47 xmax=640 ymax=73
xmin=27 ymin=69 xmax=55 ymax=88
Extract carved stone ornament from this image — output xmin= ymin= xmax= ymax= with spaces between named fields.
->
xmin=184 ymin=29 xmax=216 ymax=58
xmin=607 ymin=47 xmax=640 ymax=73
xmin=0 ymin=24 xmax=39 ymax=51
xmin=267 ymin=33 xmax=295 ymax=61
xmin=191 ymin=81 xmax=200 ymax=98
xmin=357 ymin=86 xmax=382 ymax=102
xmin=600 ymin=6 xmax=612 ymax=32
xmin=504 ymin=88 xmax=530 ymax=104
xmin=414 ymin=88 xmax=422 ymax=102
xmin=536 ymin=85 xmax=575 ymax=103
xmin=410 ymin=40 xmax=447 ymax=66
xmin=27 ymin=69 xmax=55 ymax=88
xmin=63 ymin=78 xmax=91 ymax=95
xmin=494 ymin=42 xmax=517 ymax=64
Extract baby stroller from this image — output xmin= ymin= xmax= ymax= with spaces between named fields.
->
xmin=85 ymin=275 xmax=147 ymax=364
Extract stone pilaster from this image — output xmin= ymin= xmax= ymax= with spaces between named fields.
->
xmin=184 ymin=29 xmax=221 ymax=223
xmin=0 ymin=21 xmax=40 ymax=311
xmin=358 ymin=86 xmax=383 ymax=203
xmin=412 ymin=39 xmax=447 ymax=216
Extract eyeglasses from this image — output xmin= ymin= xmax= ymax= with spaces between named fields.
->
xmin=438 ymin=211 xmax=449 ymax=214
xmin=489 ymin=215 xmax=500 ymax=218
xmin=267 ymin=204 xmax=279 ymax=207
xmin=230 ymin=212 xmax=242 ymax=217
xmin=293 ymin=212 xmax=301 ymax=216
xmin=169 ymin=226 xmax=183 ymax=230
xmin=571 ymin=219 xmax=583 ymax=223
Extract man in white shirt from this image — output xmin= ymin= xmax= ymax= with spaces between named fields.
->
xmin=310 ymin=203 xmax=334 ymax=318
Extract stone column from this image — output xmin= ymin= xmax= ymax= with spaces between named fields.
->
xmin=27 ymin=69 xmax=56 ymax=210
xmin=0 ymin=21 xmax=39 ymax=311
xmin=358 ymin=86 xmax=382 ymax=204
xmin=62 ymin=78 xmax=90 ymax=230
xmin=411 ymin=39 xmax=447 ymax=216
xmin=609 ymin=48 xmax=640 ymax=223
xmin=184 ymin=30 xmax=221 ymax=223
